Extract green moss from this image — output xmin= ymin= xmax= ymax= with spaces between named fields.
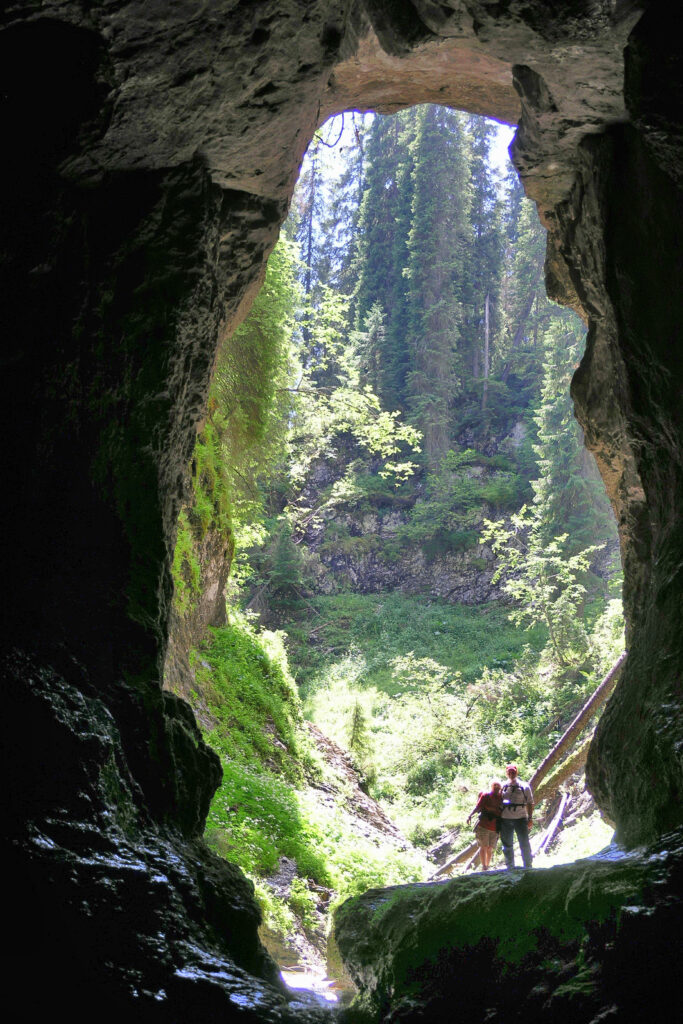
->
xmin=335 ymin=851 xmax=655 ymax=1018
xmin=422 ymin=528 xmax=479 ymax=559
xmin=99 ymin=751 xmax=138 ymax=836
xmin=192 ymin=417 xmax=233 ymax=537
xmin=171 ymin=509 xmax=202 ymax=615
xmin=320 ymin=532 xmax=381 ymax=557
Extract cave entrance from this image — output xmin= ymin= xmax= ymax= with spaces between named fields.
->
xmin=178 ymin=106 xmax=624 ymax=997
xmin=3 ymin=5 xmax=679 ymax=1019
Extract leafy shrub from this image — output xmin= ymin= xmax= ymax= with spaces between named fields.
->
xmin=423 ymin=529 xmax=479 ymax=559
xmin=409 ymin=822 xmax=445 ymax=848
xmin=405 ymin=758 xmax=440 ymax=795
xmin=289 ymin=877 xmax=318 ymax=930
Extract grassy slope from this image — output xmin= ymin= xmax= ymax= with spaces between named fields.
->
xmin=281 ymin=593 xmax=546 ymax=844
xmin=282 ymin=591 xmax=623 ymax=852
xmin=285 ymin=592 xmax=546 ymax=696
xmin=181 ymin=615 xmax=429 ymax=940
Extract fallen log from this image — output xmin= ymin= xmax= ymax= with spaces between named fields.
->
xmin=432 ymin=838 xmax=479 ymax=877
xmin=529 ymin=650 xmax=627 ymax=791
xmin=532 ymin=735 xmax=592 ymax=806
xmin=532 ymin=789 xmax=568 ymax=858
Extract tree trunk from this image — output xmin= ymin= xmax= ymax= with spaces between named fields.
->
xmin=532 ymin=790 xmax=569 ymax=857
xmin=482 ymin=292 xmax=490 ymax=411
xmin=529 ymin=650 xmax=627 ymax=790
xmin=501 ymin=268 xmax=543 ymax=383
xmin=532 ymin=734 xmax=592 ymax=805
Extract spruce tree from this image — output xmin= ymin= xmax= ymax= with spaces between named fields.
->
xmin=404 ymin=105 xmax=470 ymax=466
xmin=531 ymin=322 xmax=617 ymax=555
xmin=352 ymin=109 xmax=419 ymax=410
xmin=325 ymin=112 xmax=368 ymax=296
xmin=461 ymin=116 xmax=503 ymax=415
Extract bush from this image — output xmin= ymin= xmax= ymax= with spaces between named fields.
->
xmin=289 ymin=877 xmax=318 ymax=930
xmin=405 ymin=759 xmax=440 ymax=795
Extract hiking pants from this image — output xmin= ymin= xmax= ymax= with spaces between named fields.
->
xmin=500 ymin=816 xmax=533 ymax=869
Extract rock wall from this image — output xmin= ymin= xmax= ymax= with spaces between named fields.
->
xmin=1 ymin=1 xmax=681 ymax=1019
xmin=164 ymin=522 xmax=235 ymax=698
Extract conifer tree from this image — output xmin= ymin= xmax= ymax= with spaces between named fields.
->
xmin=351 ymin=111 xmax=416 ymax=409
xmin=460 ymin=116 xmax=503 ymax=412
xmin=499 ymin=191 xmax=551 ymax=388
xmin=404 ymin=105 xmax=470 ymax=465
xmin=353 ymin=113 xmax=405 ymax=330
xmin=325 ymin=112 xmax=369 ymax=296
xmin=531 ymin=322 xmax=617 ymax=555
xmin=293 ymin=134 xmax=325 ymax=303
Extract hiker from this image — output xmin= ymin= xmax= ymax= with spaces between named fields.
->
xmin=500 ymin=764 xmax=534 ymax=869
xmin=466 ymin=781 xmax=503 ymax=870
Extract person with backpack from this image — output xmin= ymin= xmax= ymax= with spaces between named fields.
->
xmin=466 ymin=781 xmax=503 ymax=870
xmin=500 ymin=764 xmax=534 ymax=869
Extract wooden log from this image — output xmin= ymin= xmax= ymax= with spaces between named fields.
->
xmin=432 ymin=839 xmax=479 ymax=877
xmin=529 ymin=650 xmax=627 ymax=791
xmin=532 ymin=790 xmax=568 ymax=858
xmin=533 ymin=735 xmax=592 ymax=806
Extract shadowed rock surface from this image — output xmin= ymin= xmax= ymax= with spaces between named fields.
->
xmin=1 ymin=1 xmax=681 ymax=1021
xmin=334 ymin=832 xmax=683 ymax=1023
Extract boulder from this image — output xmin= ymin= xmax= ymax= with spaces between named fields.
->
xmin=334 ymin=831 xmax=683 ymax=1022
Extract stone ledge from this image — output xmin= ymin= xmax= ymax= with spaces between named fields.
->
xmin=334 ymin=831 xmax=683 ymax=1022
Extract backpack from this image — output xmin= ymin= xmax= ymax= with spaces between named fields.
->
xmin=501 ymin=781 xmax=527 ymax=812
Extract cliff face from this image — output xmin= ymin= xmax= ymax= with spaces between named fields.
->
xmin=1 ymin=2 xmax=681 ymax=1020
xmin=164 ymin=522 xmax=235 ymax=697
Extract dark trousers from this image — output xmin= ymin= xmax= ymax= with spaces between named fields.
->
xmin=500 ymin=816 xmax=533 ymax=868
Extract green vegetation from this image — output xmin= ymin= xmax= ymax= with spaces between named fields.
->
xmin=295 ymin=593 xmax=622 ymax=843
xmin=187 ymin=613 xmax=427 ymax=938
xmin=169 ymin=110 xmax=625 ymax=955
xmin=285 ymin=593 xmax=545 ymax=692
xmin=394 ymin=448 xmax=526 ymax=555
xmin=171 ymin=509 xmax=202 ymax=615
xmin=170 ymin=237 xmax=299 ymax=613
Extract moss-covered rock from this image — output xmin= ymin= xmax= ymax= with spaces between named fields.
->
xmin=334 ymin=832 xmax=683 ymax=1022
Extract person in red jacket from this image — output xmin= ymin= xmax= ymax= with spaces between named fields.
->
xmin=466 ymin=781 xmax=503 ymax=870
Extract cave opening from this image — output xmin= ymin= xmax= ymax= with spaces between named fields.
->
xmin=2 ymin=3 xmax=680 ymax=1021
xmin=173 ymin=105 xmax=625 ymax=998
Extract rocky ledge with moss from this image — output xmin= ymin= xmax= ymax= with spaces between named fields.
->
xmin=333 ymin=832 xmax=682 ymax=1023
